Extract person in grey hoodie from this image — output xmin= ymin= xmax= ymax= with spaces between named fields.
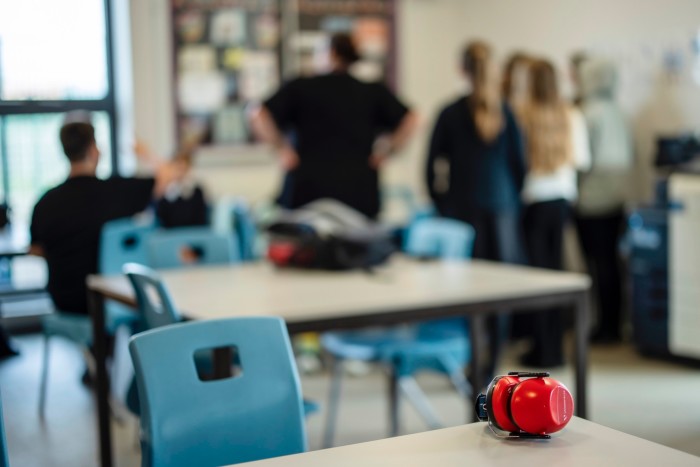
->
xmin=575 ymin=57 xmax=634 ymax=343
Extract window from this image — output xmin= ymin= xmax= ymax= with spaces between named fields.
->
xmin=0 ymin=0 xmax=117 ymax=228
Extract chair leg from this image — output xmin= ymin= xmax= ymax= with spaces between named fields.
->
xmin=387 ymin=366 xmax=400 ymax=437
xmin=398 ymin=376 xmax=443 ymax=430
xmin=81 ymin=346 xmax=126 ymax=425
xmin=38 ymin=333 xmax=50 ymax=419
xmin=438 ymin=356 xmax=473 ymax=399
xmin=448 ymin=369 xmax=472 ymax=399
xmin=323 ymin=357 xmax=344 ymax=449
xmin=111 ymin=324 xmax=135 ymax=404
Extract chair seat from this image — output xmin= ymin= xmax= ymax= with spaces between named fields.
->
xmin=43 ymin=307 xmax=140 ymax=347
xmin=105 ymin=305 xmax=140 ymax=334
xmin=321 ymin=322 xmax=470 ymax=378
xmin=42 ymin=313 xmax=92 ymax=347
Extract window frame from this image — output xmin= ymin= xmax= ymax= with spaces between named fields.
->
xmin=0 ymin=0 xmax=119 ymax=207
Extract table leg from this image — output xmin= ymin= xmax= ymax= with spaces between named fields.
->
xmin=574 ymin=291 xmax=589 ymax=419
xmin=468 ymin=313 xmax=487 ymax=422
xmin=388 ymin=366 xmax=400 ymax=436
xmin=88 ymin=290 xmax=112 ymax=467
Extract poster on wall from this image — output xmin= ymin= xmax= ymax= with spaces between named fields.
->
xmin=172 ymin=0 xmax=282 ymax=148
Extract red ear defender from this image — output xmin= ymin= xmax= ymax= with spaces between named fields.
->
xmin=475 ymin=372 xmax=574 ymax=439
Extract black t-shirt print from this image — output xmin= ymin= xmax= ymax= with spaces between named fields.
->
xmin=30 ymin=176 xmax=155 ymax=315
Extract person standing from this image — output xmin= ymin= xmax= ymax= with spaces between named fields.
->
xmin=576 ymin=58 xmax=633 ymax=343
xmin=425 ymin=41 xmax=527 ymax=381
xmin=519 ymin=60 xmax=591 ymax=366
xmin=426 ymin=41 xmax=526 ymax=263
xmin=502 ymin=51 xmax=535 ymax=121
xmin=250 ymin=33 xmax=417 ymax=219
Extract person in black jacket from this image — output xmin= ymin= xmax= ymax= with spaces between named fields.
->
xmin=250 ymin=33 xmax=418 ymax=219
xmin=425 ymin=41 xmax=527 ymax=383
xmin=426 ymin=41 xmax=526 ymax=263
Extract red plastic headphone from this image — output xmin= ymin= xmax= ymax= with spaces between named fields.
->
xmin=475 ymin=372 xmax=574 ymax=439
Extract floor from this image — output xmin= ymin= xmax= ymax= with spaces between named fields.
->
xmin=2 ymin=334 xmax=700 ymax=466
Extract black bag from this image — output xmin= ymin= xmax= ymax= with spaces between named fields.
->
xmin=266 ymin=199 xmax=395 ymax=271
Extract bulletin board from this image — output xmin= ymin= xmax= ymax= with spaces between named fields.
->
xmin=171 ymin=0 xmax=282 ymax=147
xmin=170 ymin=0 xmax=397 ymax=151
xmin=291 ymin=0 xmax=397 ymax=87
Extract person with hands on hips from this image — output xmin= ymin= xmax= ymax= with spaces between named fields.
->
xmin=250 ymin=33 xmax=418 ymax=219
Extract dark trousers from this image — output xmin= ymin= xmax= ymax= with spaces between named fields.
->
xmin=448 ymin=209 xmax=526 ymax=382
xmin=523 ymin=199 xmax=570 ymax=365
xmin=464 ymin=210 xmax=525 ymax=265
xmin=576 ymin=210 xmax=624 ymax=340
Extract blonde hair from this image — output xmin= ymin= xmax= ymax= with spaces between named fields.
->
xmin=462 ymin=41 xmax=503 ymax=143
xmin=520 ymin=60 xmax=573 ymax=174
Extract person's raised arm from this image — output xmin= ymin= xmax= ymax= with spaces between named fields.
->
xmin=133 ymin=139 xmax=189 ymax=198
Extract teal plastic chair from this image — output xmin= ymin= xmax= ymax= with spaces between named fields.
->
xmin=122 ymin=263 xmax=183 ymax=414
xmin=123 ymin=263 xmax=180 ymax=330
xmin=212 ymin=198 xmax=258 ymax=261
xmin=147 ymin=227 xmax=236 ymax=269
xmin=381 ymin=185 xmax=435 ymax=247
xmin=129 ymin=317 xmax=307 ymax=467
xmin=0 ymin=391 xmax=9 ymax=467
xmin=38 ymin=216 xmax=155 ymax=417
xmin=122 ymin=263 xmax=318 ymax=417
xmin=321 ymin=217 xmax=474 ymax=446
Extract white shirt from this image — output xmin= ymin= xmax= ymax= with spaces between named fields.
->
xmin=522 ymin=108 xmax=591 ymax=204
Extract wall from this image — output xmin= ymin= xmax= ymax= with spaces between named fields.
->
xmin=129 ymin=0 xmax=176 ymax=163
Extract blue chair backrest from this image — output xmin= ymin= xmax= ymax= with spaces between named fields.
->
xmin=405 ymin=218 xmax=475 ymax=260
xmin=0 ymin=391 xmax=8 ymax=467
xmin=147 ymin=227 xmax=236 ymax=269
xmin=212 ymin=198 xmax=256 ymax=261
xmin=406 ymin=218 xmax=474 ymax=340
xmin=232 ymin=203 xmax=258 ymax=261
xmin=129 ymin=317 xmax=307 ymax=467
xmin=123 ymin=263 xmax=180 ymax=330
xmin=100 ymin=216 xmax=156 ymax=274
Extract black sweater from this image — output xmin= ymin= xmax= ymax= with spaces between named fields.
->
xmin=426 ymin=96 xmax=526 ymax=218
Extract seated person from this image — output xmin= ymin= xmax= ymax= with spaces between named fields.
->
xmin=135 ymin=138 xmax=209 ymax=228
xmin=30 ymin=121 xmax=185 ymax=316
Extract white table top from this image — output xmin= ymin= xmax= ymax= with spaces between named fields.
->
xmin=87 ymin=257 xmax=589 ymax=325
xmin=238 ymin=418 xmax=699 ymax=466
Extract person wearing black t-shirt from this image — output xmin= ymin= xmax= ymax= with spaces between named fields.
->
xmin=30 ymin=122 xmax=185 ymax=315
xmin=250 ymin=33 xmax=417 ymax=219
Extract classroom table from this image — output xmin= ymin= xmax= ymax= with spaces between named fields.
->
xmin=236 ymin=417 xmax=700 ymax=466
xmin=86 ymin=257 xmax=591 ymax=467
